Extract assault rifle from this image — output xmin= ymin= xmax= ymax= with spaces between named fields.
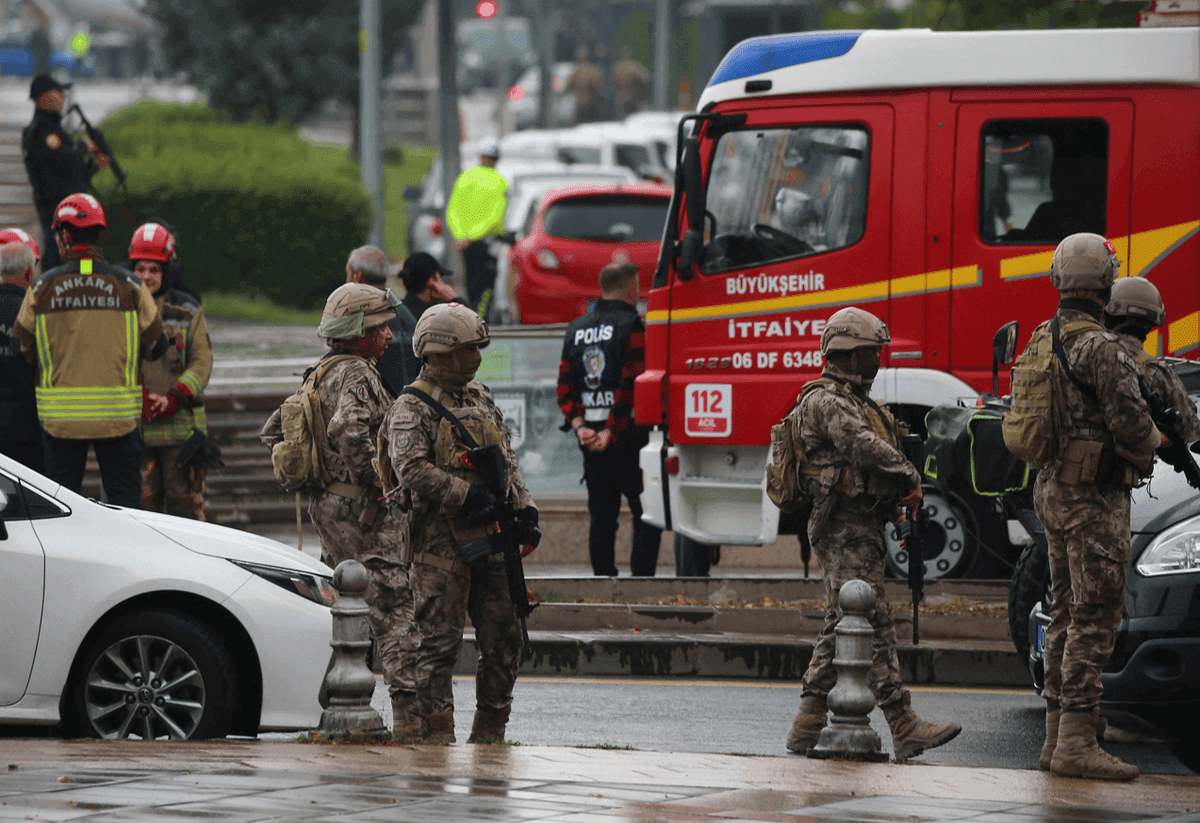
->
xmin=457 ymin=443 xmax=540 ymax=658
xmin=898 ymin=434 xmax=930 ymax=645
xmin=66 ymin=104 xmax=127 ymax=193
xmin=1139 ymin=378 xmax=1200 ymax=491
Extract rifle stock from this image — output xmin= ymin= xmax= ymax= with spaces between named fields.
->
xmin=1139 ymin=378 xmax=1200 ymax=491
xmin=67 ymin=104 xmax=127 ymax=192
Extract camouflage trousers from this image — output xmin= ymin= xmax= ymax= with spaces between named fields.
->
xmin=800 ymin=512 xmax=904 ymax=709
xmin=141 ymin=444 xmax=205 ymax=520
xmin=363 ymin=559 xmax=415 ymax=706
xmin=1034 ymin=475 xmax=1130 ymax=712
xmin=309 ymin=490 xmax=396 ymax=569
xmin=381 ymin=538 xmax=522 ymax=723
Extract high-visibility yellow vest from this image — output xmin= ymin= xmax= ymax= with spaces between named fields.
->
xmin=446 ymin=166 xmax=508 ymax=242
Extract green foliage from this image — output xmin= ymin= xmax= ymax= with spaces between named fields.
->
xmin=147 ymin=0 xmax=424 ymax=124
xmin=200 ymin=293 xmax=325 ymax=324
xmin=96 ymin=101 xmax=369 ymax=310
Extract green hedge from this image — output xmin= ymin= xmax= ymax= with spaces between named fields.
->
xmin=95 ymin=101 xmax=369 ymax=309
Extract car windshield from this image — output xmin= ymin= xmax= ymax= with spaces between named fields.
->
xmin=558 ymin=146 xmax=603 ymax=165
xmin=701 ymin=125 xmax=869 ymax=273
xmin=542 ymin=195 xmax=668 ymax=242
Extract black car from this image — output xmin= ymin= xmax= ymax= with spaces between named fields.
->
xmin=1008 ymin=358 xmax=1200 ymax=774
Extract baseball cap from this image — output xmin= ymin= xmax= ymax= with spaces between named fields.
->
xmin=480 ymin=142 xmax=501 ymax=159
xmin=29 ymin=74 xmax=71 ymax=100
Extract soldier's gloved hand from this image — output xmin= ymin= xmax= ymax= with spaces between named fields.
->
xmin=464 ymin=484 xmax=497 ymax=526
xmin=899 ymin=486 xmax=923 ymax=508
xmin=513 ymin=506 xmax=541 ymax=548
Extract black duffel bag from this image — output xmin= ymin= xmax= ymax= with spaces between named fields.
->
xmin=924 ymin=401 xmax=1030 ymax=497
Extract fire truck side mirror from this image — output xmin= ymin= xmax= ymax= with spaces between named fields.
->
xmin=993 ymin=321 xmax=1019 ymax=366
xmin=677 ymin=229 xmax=702 ymax=280
xmin=682 ymin=135 xmax=704 ymax=231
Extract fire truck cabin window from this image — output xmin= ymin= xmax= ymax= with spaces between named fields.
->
xmin=980 ymin=119 xmax=1108 ymax=245
xmin=701 ymin=126 xmax=869 ymax=274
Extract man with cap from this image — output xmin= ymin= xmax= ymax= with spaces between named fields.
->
xmin=0 ymin=230 xmax=42 ymax=471
xmin=345 ymin=244 xmax=420 ymax=395
xmin=445 ymin=144 xmax=508 ymax=316
xmin=398 ymin=251 xmax=466 ymax=322
xmin=22 ymin=74 xmax=109 ymax=270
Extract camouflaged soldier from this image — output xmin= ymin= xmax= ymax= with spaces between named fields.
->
xmin=376 ymin=302 xmax=537 ymax=744
xmin=785 ymin=307 xmax=960 ymax=762
xmin=260 ymin=283 xmax=403 ymax=569
xmin=1104 ymin=277 xmax=1200 ymax=446
xmin=1033 ymin=234 xmax=1161 ymax=782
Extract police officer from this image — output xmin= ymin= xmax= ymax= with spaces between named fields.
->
xmin=557 ymin=261 xmax=661 ymax=576
xmin=344 ymin=244 xmax=420 ymax=395
xmin=446 ymin=144 xmax=508 ymax=315
xmin=1034 ymin=234 xmax=1161 ymax=781
xmin=261 ymin=283 xmax=400 ymax=569
xmin=0 ymin=234 xmax=42 ymax=471
xmin=13 ymin=194 xmax=166 ymax=506
xmin=1104 ymin=277 xmax=1200 ymax=446
xmin=377 ymin=302 xmax=537 ymax=743
xmin=784 ymin=306 xmax=960 ymax=761
xmin=132 ymin=223 xmax=214 ymax=518
xmin=22 ymin=75 xmax=109 ymax=270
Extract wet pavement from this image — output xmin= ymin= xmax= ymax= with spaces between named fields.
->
xmin=0 ymin=739 xmax=1197 ymax=822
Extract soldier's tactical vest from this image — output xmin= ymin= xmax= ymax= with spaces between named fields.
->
xmin=801 ymin=377 xmax=903 ymax=500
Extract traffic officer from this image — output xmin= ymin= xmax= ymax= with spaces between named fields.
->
xmin=0 ymin=234 xmax=42 ymax=471
xmin=22 ymin=75 xmax=108 ymax=270
xmin=132 ymin=223 xmax=214 ymax=519
xmin=784 ymin=306 xmax=960 ymax=761
xmin=446 ymin=144 xmax=508 ymax=315
xmin=1104 ymin=277 xmax=1200 ymax=445
xmin=1034 ymin=234 xmax=1160 ymax=781
xmin=556 ymin=261 xmax=661 ymax=576
xmin=345 ymin=244 xmax=420 ymax=395
xmin=377 ymin=302 xmax=537 ymax=744
xmin=13 ymin=194 xmax=166 ymax=507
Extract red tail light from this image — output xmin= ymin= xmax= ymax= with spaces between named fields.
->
xmin=430 ymin=218 xmax=443 ymax=237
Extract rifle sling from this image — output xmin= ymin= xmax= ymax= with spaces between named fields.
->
xmin=1050 ymin=317 xmax=1100 ymax=405
xmin=401 ymin=386 xmax=481 ymax=449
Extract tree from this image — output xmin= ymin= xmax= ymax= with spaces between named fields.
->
xmin=149 ymin=0 xmax=424 ymax=124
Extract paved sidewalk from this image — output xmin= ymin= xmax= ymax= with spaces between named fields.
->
xmin=0 ymin=739 xmax=1197 ymax=822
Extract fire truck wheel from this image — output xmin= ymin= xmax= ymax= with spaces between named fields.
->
xmin=883 ymin=486 xmax=977 ymax=581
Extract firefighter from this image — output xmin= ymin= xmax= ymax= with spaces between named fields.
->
xmin=22 ymin=75 xmax=108 ymax=270
xmin=377 ymin=302 xmax=538 ymax=743
xmin=784 ymin=306 xmax=960 ymax=761
xmin=0 ymin=233 xmax=42 ymax=471
xmin=556 ymin=261 xmax=662 ymax=576
xmin=13 ymin=194 xmax=166 ymax=507
xmin=446 ymin=144 xmax=508 ymax=315
xmin=132 ymin=223 xmax=214 ymax=519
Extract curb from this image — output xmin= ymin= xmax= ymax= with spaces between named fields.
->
xmin=456 ymin=630 xmax=1033 ymax=687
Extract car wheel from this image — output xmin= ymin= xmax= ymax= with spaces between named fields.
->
xmin=1170 ymin=740 xmax=1200 ymax=775
xmin=884 ymin=486 xmax=977 ymax=580
xmin=67 ymin=610 xmax=238 ymax=740
xmin=1007 ymin=541 xmax=1048 ymax=665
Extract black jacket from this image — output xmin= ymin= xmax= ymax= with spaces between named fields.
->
xmin=376 ymin=302 xmax=420 ymax=396
xmin=22 ymin=108 xmax=95 ymax=222
xmin=0 ymin=282 xmax=41 ymax=444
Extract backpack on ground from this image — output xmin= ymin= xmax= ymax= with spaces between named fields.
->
xmin=1001 ymin=317 xmax=1102 ymax=467
xmin=270 ymin=355 xmax=354 ymax=492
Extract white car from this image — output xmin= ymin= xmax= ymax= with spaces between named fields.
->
xmin=0 ymin=454 xmax=335 ymax=740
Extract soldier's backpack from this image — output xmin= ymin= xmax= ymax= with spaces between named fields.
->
xmin=765 ymin=378 xmax=835 ymax=514
xmin=1002 ymin=317 xmax=1102 ymax=467
xmin=270 ymin=355 xmax=354 ymax=492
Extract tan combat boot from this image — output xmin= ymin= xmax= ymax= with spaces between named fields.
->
xmin=1040 ymin=701 xmax=1060 ymax=771
xmin=427 ymin=710 xmax=456 ymax=743
xmin=786 ymin=694 xmax=828 ymax=754
xmin=467 ymin=707 xmax=511 ymax=744
xmin=391 ymin=695 xmax=429 ymax=742
xmin=1049 ymin=709 xmax=1139 ymax=781
xmin=882 ymin=690 xmax=962 ymax=762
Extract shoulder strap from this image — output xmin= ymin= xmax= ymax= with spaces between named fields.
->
xmin=1050 ymin=317 xmax=1099 ymax=404
xmin=401 ymin=384 xmax=480 ymax=449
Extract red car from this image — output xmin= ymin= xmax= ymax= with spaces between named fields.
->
xmin=509 ymin=182 xmax=672 ymax=324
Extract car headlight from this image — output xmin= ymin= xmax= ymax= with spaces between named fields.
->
xmin=1136 ymin=514 xmax=1200 ymax=577
xmin=230 ymin=560 xmax=338 ymax=606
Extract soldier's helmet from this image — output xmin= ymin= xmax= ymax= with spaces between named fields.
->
xmin=52 ymin=193 xmax=105 ymax=230
xmin=318 ymin=283 xmax=395 ymax=340
xmin=1050 ymin=232 xmax=1119 ymax=292
xmin=0 ymin=228 xmax=40 ymax=262
xmin=820 ymin=306 xmax=890 ymax=356
xmin=412 ymin=302 xmax=489 ymax=357
xmin=1106 ymin=277 xmax=1165 ymax=328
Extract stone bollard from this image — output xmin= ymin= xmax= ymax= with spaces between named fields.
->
xmin=808 ymin=579 xmax=887 ymax=762
xmin=318 ymin=560 xmax=386 ymax=737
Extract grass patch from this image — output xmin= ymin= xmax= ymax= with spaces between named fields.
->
xmin=537 ymin=589 xmax=568 ymax=603
xmin=201 ymin=292 xmax=325 ymax=324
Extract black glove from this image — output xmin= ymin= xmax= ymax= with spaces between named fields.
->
xmin=463 ymin=485 xmax=497 ymax=526
xmin=513 ymin=505 xmax=540 ymax=547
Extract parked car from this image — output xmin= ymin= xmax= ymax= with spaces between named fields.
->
xmin=622 ymin=110 xmax=688 ymax=172
xmin=511 ymin=62 xmax=576 ymax=130
xmin=508 ymin=182 xmax=671 ymax=324
xmin=0 ymin=454 xmax=334 ymax=740
xmin=1008 ymin=357 xmax=1200 ymax=774
xmin=553 ymin=122 xmax=671 ymax=182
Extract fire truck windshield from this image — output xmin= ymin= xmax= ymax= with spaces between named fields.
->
xmin=700 ymin=125 xmax=869 ymax=274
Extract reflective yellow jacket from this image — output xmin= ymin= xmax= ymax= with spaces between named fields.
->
xmin=446 ymin=165 xmax=508 ymax=242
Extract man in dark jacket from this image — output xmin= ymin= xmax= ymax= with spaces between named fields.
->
xmin=557 ymin=262 xmax=661 ymax=576
xmin=22 ymin=75 xmax=108 ymax=270
xmin=0 ymin=237 xmax=42 ymax=471
xmin=398 ymin=251 xmax=463 ymax=322
xmin=346 ymin=245 xmax=420 ymax=395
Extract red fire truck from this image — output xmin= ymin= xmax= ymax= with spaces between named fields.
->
xmin=634 ymin=26 xmax=1200 ymax=578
